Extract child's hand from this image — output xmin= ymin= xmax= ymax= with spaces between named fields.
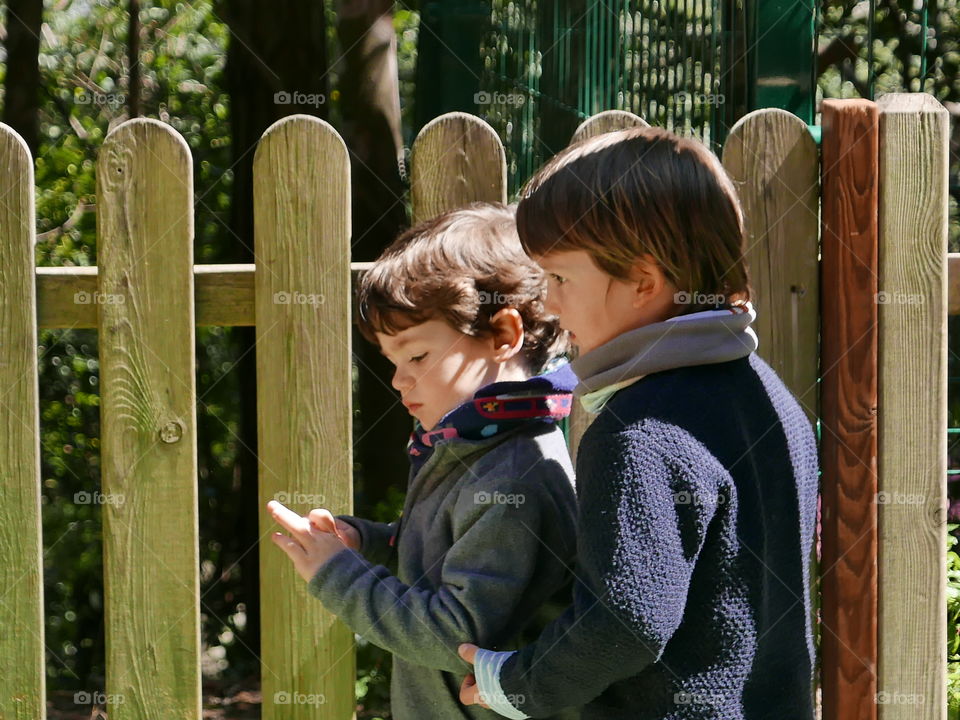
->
xmin=307 ymin=508 xmax=361 ymax=551
xmin=267 ymin=500 xmax=348 ymax=582
xmin=457 ymin=644 xmax=491 ymax=709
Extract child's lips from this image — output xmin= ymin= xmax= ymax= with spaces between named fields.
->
xmin=404 ymin=401 xmax=423 ymax=413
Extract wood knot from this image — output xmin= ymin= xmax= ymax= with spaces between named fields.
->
xmin=159 ymin=421 xmax=184 ymax=444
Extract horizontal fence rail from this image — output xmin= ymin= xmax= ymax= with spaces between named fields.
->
xmin=32 ymin=258 xmax=960 ymax=330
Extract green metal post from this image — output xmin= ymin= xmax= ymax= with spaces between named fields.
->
xmin=413 ymin=0 xmax=492 ymax=136
xmin=749 ymin=0 xmax=816 ymax=124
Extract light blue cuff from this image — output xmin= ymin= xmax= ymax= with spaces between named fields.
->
xmin=473 ymin=648 xmax=529 ymax=719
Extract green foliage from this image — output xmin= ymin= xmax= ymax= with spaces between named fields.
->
xmin=355 ymin=635 xmax=392 ymax=720
xmin=38 ymin=330 xmax=105 ymax=684
xmin=948 ymin=525 xmax=960 ymax=715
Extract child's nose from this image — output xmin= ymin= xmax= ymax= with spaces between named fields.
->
xmin=544 ymin=293 xmax=561 ymax=317
xmin=391 ymin=367 xmax=414 ymax=393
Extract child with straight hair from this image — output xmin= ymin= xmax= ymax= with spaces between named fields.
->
xmin=459 ymin=127 xmax=819 ymax=720
xmin=268 ymin=202 xmax=581 ymax=720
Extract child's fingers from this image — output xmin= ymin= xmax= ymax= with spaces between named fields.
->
xmin=308 ymin=508 xmax=337 ymax=534
xmin=270 ymin=532 xmax=305 ymax=562
xmin=270 ymin=533 xmax=318 ymax=583
xmin=333 ymin=519 xmax=361 ymax=550
xmin=458 ymin=643 xmax=478 ymax=664
xmin=459 ymin=673 xmax=479 ymax=706
xmin=267 ymin=500 xmax=311 ymax=538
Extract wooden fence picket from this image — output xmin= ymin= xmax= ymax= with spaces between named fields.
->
xmin=722 ymin=108 xmax=820 ymax=425
xmin=96 ymin=118 xmax=201 ymax=719
xmin=0 ymin=122 xmax=46 ymax=719
xmin=253 ymin=115 xmax=355 ymax=720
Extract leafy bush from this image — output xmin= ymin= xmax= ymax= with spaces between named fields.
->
xmin=948 ymin=525 xmax=960 ymax=717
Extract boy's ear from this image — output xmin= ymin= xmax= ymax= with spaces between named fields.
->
xmin=489 ymin=308 xmax=525 ymax=362
xmin=627 ymin=254 xmax=669 ymax=308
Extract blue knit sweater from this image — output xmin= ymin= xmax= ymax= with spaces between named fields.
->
xmin=479 ymin=352 xmax=819 ymax=719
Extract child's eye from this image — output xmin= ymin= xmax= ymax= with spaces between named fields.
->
xmin=549 ymin=273 xmax=567 ymax=285
xmin=410 ymin=353 xmax=428 ymax=363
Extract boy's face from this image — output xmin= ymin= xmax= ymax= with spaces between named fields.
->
xmin=534 ymin=249 xmax=678 ymax=355
xmin=376 ymin=318 xmax=524 ymax=431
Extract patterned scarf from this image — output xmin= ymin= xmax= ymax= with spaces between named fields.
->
xmin=406 ymin=360 xmax=577 ymax=477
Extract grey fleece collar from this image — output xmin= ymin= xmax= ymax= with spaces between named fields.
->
xmin=569 ymin=303 xmax=758 ymax=410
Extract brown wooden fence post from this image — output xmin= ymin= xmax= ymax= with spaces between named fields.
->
xmin=819 ymin=98 xmax=880 ymax=720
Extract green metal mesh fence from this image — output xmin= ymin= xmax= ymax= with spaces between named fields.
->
xmin=477 ymin=0 xmax=754 ymax=197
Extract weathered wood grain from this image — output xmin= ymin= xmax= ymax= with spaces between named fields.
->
xmin=819 ymin=98 xmax=880 ymax=720
xmin=0 ymin=122 xmax=46 ymax=719
xmin=97 ymin=118 xmax=201 ymax=719
xmin=253 ymin=115 xmax=354 ymax=720
xmin=876 ymin=92 xmax=949 ymax=720
xmin=410 ymin=112 xmax=506 ymax=224
xmin=722 ymin=108 xmax=820 ymax=425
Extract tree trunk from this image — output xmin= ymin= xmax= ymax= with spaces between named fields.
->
xmin=220 ymin=0 xmax=329 ymax=662
xmin=3 ymin=0 xmax=43 ymax=155
xmin=128 ymin=0 xmax=141 ymax=118
xmin=336 ymin=0 xmax=411 ymax=513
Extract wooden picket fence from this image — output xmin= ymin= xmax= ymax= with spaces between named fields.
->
xmin=0 ymin=94 xmax=950 ymax=719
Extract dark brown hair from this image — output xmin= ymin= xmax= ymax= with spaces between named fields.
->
xmin=516 ymin=126 xmax=752 ymax=313
xmin=356 ymin=202 xmax=569 ymax=372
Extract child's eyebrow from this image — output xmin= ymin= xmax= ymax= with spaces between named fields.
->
xmin=378 ymin=335 xmax=415 ymax=358
xmin=538 ymin=256 xmax=572 ymax=271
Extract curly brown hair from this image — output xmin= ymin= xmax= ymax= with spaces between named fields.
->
xmin=356 ymin=202 xmax=569 ymax=373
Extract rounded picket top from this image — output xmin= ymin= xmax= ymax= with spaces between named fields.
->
xmin=0 ymin=120 xmax=44 ymax=720
xmin=0 ymin=121 xmax=34 ymax=178
xmin=98 ymin=116 xmax=193 ymax=188
xmin=410 ymin=111 xmax=506 ymax=224
xmin=0 ymin=120 xmax=36 ymax=261
xmin=571 ymin=110 xmax=649 ymax=145
xmin=721 ymin=106 xmax=819 ymax=425
xmin=252 ymin=112 xmax=351 ymax=268
xmin=0 ymin=121 xmax=36 ymax=255
xmin=723 ymin=106 xmax=815 ymax=162
xmin=96 ymin=116 xmax=195 ymax=303
xmin=254 ymin=113 xmax=350 ymax=180
xmin=96 ymin=118 xmax=195 ymax=251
